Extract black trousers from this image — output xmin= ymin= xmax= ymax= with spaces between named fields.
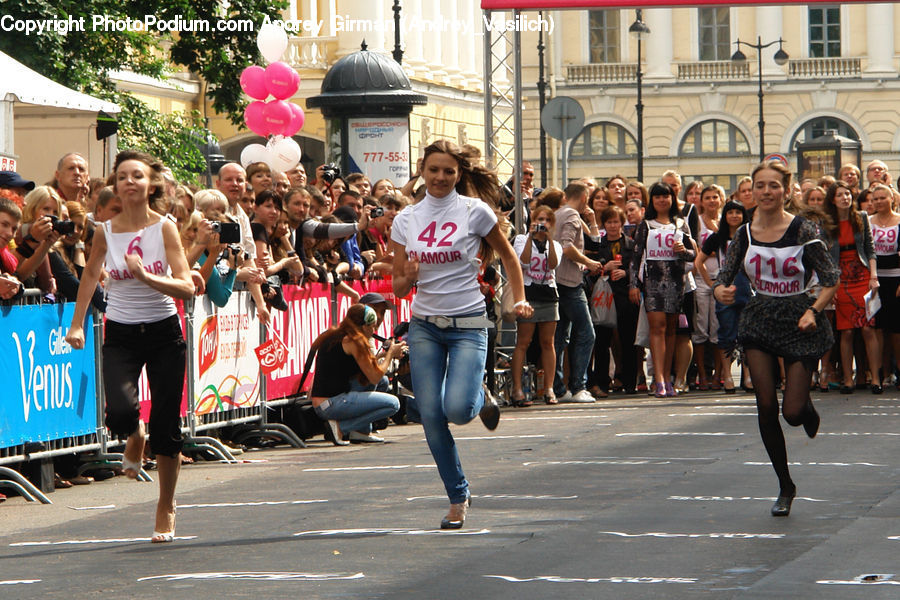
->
xmin=589 ymin=294 xmax=640 ymax=391
xmin=102 ymin=314 xmax=186 ymax=457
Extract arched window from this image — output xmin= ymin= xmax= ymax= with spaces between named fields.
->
xmin=790 ymin=117 xmax=858 ymax=148
xmin=679 ymin=120 xmax=750 ymax=156
xmin=570 ymin=122 xmax=636 ymax=159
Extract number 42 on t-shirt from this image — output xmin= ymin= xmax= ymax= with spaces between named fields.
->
xmin=417 ymin=221 xmax=458 ymax=247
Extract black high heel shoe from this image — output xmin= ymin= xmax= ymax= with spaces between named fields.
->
xmin=771 ymin=490 xmax=796 ymax=517
xmin=871 ymin=384 xmax=883 ymax=395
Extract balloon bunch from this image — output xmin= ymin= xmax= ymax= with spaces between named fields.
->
xmin=240 ymin=23 xmax=305 ymax=172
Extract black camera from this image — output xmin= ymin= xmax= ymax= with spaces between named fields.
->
xmin=371 ymin=206 xmax=384 ymax=218
xmin=534 ymin=223 xmax=547 ymax=232
xmin=321 ymin=163 xmax=341 ymax=184
xmin=210 ymin=221 xmax=241 ymax=244
xmin=49 ymin=215 xmax=76 ymax=235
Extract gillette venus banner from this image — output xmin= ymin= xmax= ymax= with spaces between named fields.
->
xmin=0 ymin=303 xmax=97 ymax=448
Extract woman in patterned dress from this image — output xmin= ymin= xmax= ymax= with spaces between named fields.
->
xmin=714 ymin=161 xmax=839 ymax=517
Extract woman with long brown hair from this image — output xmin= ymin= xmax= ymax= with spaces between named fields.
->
xmin=66 ymin=150 xmax=195 ymax=542
xmin=309 ymin=303 xmax=405 ymax=444
xmin=392 ymin=139 xmax=531 ymax=529
xmin=822 ymin=181 xmax=880 ymax=393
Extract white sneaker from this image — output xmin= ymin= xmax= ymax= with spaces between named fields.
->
xmin=557 ymin=390 xmax=573 ymax=402
xmin=570 ymin=389 xmax=596 ymax=403
xmin=349 ymin=431 xmax=385 ymax=443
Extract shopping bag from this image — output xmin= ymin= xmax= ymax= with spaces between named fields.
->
xmin=590 ymin=276 xmax=617 ymax=327
xmin=635 ymin=299 xmax=649 ymax=348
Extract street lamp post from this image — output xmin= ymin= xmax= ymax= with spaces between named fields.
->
xmin=731 ymin=37 xmax=789 ymax=162
xmin=629 ymin=10 xmax=650 ymax=182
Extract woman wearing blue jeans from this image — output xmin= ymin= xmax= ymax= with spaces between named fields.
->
xmin=309 ymin=303 xmax=405 ymax=444
xmin=392 ymin=140 xmax=531 ymax=529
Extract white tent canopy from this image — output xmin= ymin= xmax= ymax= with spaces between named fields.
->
xmin=0 ymin=50 xmax=119 ymax=113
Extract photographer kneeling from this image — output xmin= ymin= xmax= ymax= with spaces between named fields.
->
xmin=310 ymin=303 xmax=406 ymax=445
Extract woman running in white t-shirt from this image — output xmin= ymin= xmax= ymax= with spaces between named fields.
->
xmin=392 ymin=140 xmax=532 ymax=529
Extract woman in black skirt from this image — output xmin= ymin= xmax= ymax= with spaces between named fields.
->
xmin=714 ymin=161 xmax=839 ymax=517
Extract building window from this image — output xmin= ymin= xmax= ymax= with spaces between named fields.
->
xmin=698 ymin=7 xmax=730 ymax=61
xmin=570 ymin=122 xmax=636 ymax=159
xmin=809 ymin=7 xmax=841 ymax=58
xmin=790 ymin=117 xmax=858 ymax=148
xmin=680 ymin=120 xmax=750 ymax=156
xmin=589 ymin=11 xmax=620 ymax=63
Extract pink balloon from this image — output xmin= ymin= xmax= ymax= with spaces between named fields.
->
xmin=240 ymin=65 xmax=269 ymax=100
xmin=282 ymin=103 xmax=305 ymax=136
xmin=264 ymin=61 xmax=299 ymax=100
xmin=244 ymin=101 xmax=269 ymax=136
xmin=262 ymin=100 xmax=292 ymax=132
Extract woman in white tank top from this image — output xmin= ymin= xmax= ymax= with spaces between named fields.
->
xmin=66 ymin=151 xmax=195 ymax=543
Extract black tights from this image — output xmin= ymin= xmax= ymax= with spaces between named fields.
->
xmin=745 ymin=349 xmax=817 ymax=495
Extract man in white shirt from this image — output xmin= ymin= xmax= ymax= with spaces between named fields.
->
xmin=215 ymin=162 xmax=269 ymax=324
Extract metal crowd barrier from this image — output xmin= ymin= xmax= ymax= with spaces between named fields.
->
xmin=0 ymin=278 xmax=415 ymax=504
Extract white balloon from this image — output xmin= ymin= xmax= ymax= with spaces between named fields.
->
xmin=269 ymin=137 xmax=302 ymax=172
xmin=240 ymin=143 xmax=271 ymax=168
xmin=257 ymin=23 xmax=288 ymax=64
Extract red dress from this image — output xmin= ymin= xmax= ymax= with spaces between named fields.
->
xmin=834 ymin=219 xmax=873 ymax=330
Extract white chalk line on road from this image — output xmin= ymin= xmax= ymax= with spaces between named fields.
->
xmin=0 ymin=580 xmax=40 ymax=585
xmin=303 ymin=464 xmax=436 ymax=472
xmin=293 ymin=528 xmax=491 ymax=537
xmin=616 ymin=432 xmax=745 ymax=437
xmin=178 ymin=499 xmax=328 ymax=509
xmin=668 ymin=495 xmax=828 ymax=503
xmin=138 ymin=571 xmax=365 ymax=583
xmin=523 ymin=456 xmax=714 ymax=466
xmin=744 ymin=461 xmax=887 ymax=467
xmin=11 ymin=536 xmax=197 ymax=547
xmin=484 ymin=574 xmax=697 ymax=585
xmin=819 ymin=432 xmax=900 ymax=436
xmin=502 ymin=415 xmax=610 ymax=420
xmin=524 ymin=459 xmax=687 ymax=466
xmin=842 ymin=412 xmax=900 ymax=416
xmin=406 ymin=494 xmax=578 ymax=501
xmin=599 ymin=531 xmax=785 ymax=539
xmin=669 ymin=413 xmax=757 ymax=417
xmin=430 ymin=435 xmax=548 ymax=441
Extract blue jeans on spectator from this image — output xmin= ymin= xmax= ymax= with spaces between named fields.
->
xmin=314 ymin=390 xmax=399 ymax=435
xmin=408 ymin=316 xmax=487 ymax=504
xmin=350 ymin=375 xmax=390 ymax=393
xmin=554 ymin=283 xmax=596 ymax=396
xmin=715 ymin=302 xmax=745 ymax=354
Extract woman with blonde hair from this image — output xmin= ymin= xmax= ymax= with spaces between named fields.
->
xmin=13 ymin=186 xmax=65 ymax=294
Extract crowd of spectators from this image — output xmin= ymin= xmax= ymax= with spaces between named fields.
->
xmin=3 ymin=148 xmax=898 ymax=502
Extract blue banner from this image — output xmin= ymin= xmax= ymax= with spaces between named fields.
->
xmin=0 ymin=303 xmax=97 ymax=448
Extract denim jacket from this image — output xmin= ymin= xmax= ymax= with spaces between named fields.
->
xmin=828 ymin=210 xmax=875 ymax=268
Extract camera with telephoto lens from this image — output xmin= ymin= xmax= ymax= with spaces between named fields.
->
xmin=370 ymin=206 xmax=384 ymax=218
xmin=321 ymin=163 xmax=341 ymax=184
xmin=210 ymin=220 xmax=241 ymax=244
xmin=49 ymin=215 xmax=76 ymax=235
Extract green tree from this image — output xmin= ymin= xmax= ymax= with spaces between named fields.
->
xmin=0 ymin=0 xmax=288 ymax=182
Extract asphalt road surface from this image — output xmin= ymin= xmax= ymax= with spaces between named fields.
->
xmin=1 ymin=388 xmax=897 ymax=599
